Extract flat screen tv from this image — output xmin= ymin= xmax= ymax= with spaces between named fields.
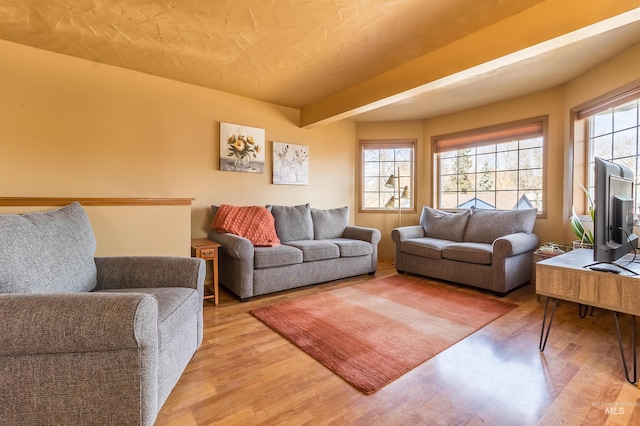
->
xmin=593 ymin=157 xmax=638 ymax=265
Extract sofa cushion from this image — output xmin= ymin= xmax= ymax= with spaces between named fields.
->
xmin=464 ymin=208 xmax=537 ymax=244
xmin=401 ymin=237 xmax=452 ymax=260
xmin=284 ymin=240 xmax=340 ymax=262
xmin=211 ymin=204 xmax=280 ymax=247
xmin=442 ymin=242 xmax=493 ymax=265
xmin=311 ymin=206 xmax=348 ymax=239
xmin=254 ymin=245 xmax=303 ymax=269
xmin=420 ymin=206 xmax=470 ymax=242
xmin=325 ymin=238 xmax=373 ymax=257
xmin=269 ymin=204 xmax=314 ymax=242
xmin=0 ymin=202 xmax=97 ymax=294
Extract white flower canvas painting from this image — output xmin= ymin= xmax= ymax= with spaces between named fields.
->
xmin=273 ymin=142 xmax=309 ymax=185
xmin=219 ymin=122 xmax=265 ymax=173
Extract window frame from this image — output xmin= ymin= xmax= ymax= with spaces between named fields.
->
xmin=359 ymin=139 xmax=416 ymax=213
xmin=432 ymin=116 xmax=548 ymax=217
xmin=571 ymin=79 xmax=640 ymax=216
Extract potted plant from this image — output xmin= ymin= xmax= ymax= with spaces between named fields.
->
xmin=570 ymin=180 xmax=594 ymax=249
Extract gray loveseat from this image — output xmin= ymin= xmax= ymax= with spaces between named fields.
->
xmin=208 ymin=204 xmax=381 ymax=301
xmin=392 ymin=206 xmax=539 ymax=295
xmin=0 ymin=202 xmax=205 ymax=426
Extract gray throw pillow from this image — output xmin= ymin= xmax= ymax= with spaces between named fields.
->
xmin=268 ymin=203 xmax=313 ymax=242
xmin=464 ymin=208 xmax=537 ymax=243
xmin=311 ymin=206 xmax=348 ymax=239
xmin=0 ymin=202 xmax=97 ymax=294
xmin=420 ymin=206 xmax=470 ymax=242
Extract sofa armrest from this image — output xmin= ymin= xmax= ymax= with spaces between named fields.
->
xmin=208 ymin=231 xmax=255 ymax=259
xmin=391 ymin=226 xmax=424 ymax=272
xmin=95 ymin=256 xmax=205 ymax=293
xmin=0 ymin=293 xmax=157 ymax=356
xmin=208 ymin=231 xmax=255 ymax=300
xmin=493 ymin=233 xmax=540 ymax=258
xmin=0 ymin=292 xmax=160 ymax=425
xmin=343 ymin=226 xmax=382 ymax=245
xmin=343 ymin=226 xmax=381 ymax=274
xmin=391 ymin=225 xmax=425 ymax=244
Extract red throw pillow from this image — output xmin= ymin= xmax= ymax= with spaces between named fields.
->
xmin=212 ymin=205 xmax=280 ymax=247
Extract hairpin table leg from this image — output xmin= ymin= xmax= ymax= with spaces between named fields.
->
xmin=614 ymin=312 xmax=637 ymax=384
xmin=539 ymin=296 xmax=558 ymax=351
xmin=579 ymin=304 xmax=593 ymax=318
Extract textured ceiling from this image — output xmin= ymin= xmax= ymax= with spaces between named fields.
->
xmin=1 ymin=0 xmax=640 ymax=126
xmin=0 ymin=1 xmax=542 ymax=105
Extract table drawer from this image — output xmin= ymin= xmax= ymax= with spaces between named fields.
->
xmin=198 ymin=248 xmax=217 ymax=259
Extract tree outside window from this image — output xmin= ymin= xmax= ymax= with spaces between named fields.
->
xmin=435 ymin=117 xmax=546 ymax=212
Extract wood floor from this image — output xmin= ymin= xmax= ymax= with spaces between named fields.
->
xmin=155 ymin=262 xmax=640 ymax=425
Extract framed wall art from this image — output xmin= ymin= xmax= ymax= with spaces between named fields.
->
xmin=273 ymin=142 xmax=309 ymax=185
xmin=219 ymin=122 xmax=265 ymax=173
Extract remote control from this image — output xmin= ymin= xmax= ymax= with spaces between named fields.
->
xmin=588 ymin=265 xmax=621 ymax=274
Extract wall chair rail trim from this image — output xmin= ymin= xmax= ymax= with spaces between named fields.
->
xmin=0 ymin=197 xmax=194 ymax=206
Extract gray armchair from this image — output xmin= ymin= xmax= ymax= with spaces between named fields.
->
xmin=0 ymin=203 xmax=205 ymax=426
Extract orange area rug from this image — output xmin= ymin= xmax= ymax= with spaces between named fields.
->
xmin=251 ymin=275 xmax=517 ymax=394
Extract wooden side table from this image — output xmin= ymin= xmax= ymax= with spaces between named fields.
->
xmin=191 ymin=238 xmax=221 ymax=305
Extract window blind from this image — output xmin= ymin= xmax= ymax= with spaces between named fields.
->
xmin=576 ymin=86 xmax=640 ymax=119
xmin=434 ymin=119 xmax=544 ymax=154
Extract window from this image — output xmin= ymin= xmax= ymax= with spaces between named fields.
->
xmin=434 ymin=117 xmax=546 ymax=213
xmin=583 ymin=97 xmax=640 ymax=205
xmin=361 ymin=140 xmax=415 ymax=211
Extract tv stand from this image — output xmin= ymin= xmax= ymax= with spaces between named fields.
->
xmin=585 ymin=261 xmax=639 ymax=276
xmin=536 ymin=249 xmax=640 ymax=384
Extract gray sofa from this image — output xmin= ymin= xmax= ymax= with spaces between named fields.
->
xmin=0 ymin=202 xmax=205 ymax=426
xmin=208 ymin=204 xmax=381 ymax=301
xmin=392 ymin=206 xmax=539 ymax=295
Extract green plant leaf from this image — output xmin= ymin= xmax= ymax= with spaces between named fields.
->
xmin=570 ymin=206 xmax=594 ymax=244
xmin=571 ymin=180 xmax=595 ymax=245
xmin=576 ymin=179 xmax=594 ymax=208
xmin=571 ymin=208 xmax=585 ymax=237
xmin=585 ymin=228 xmax=594 ymax=244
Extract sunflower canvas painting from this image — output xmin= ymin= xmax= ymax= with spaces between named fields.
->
xmin=219 ymin=122 xmax=265 ymax=173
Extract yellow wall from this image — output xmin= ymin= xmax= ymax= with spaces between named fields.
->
xmin=0 ymin=39 xmax=355 ymax=256
xmin=356 ymin=41 xmax=640 ymax=255
xmin=354 ymin=121 xmax=424 ymax=261
xmin=3 ymin=37 xmax=640 ymax=263
xmin=564 ymin=43 xmax=640 ymax=243
xmin=356 ymin=89 xmax=566 ymax=250
xmin=565 ymin=43 xmax=640 ymax=111
xmin=0 ymin=204 xmax=191 ymax=257
xmin=425 ymin=88 xmax=566 ymax=245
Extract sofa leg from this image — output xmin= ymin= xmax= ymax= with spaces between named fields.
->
xmin=240 ymin=297 xmax=250 ymax=303
xmin=493 ymin=291 xmax=507 ymax=297
xmin=397 ymin=270 xmax=405 ymax=274
xmin=368 ymin=271 xmax=376 ymax=275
